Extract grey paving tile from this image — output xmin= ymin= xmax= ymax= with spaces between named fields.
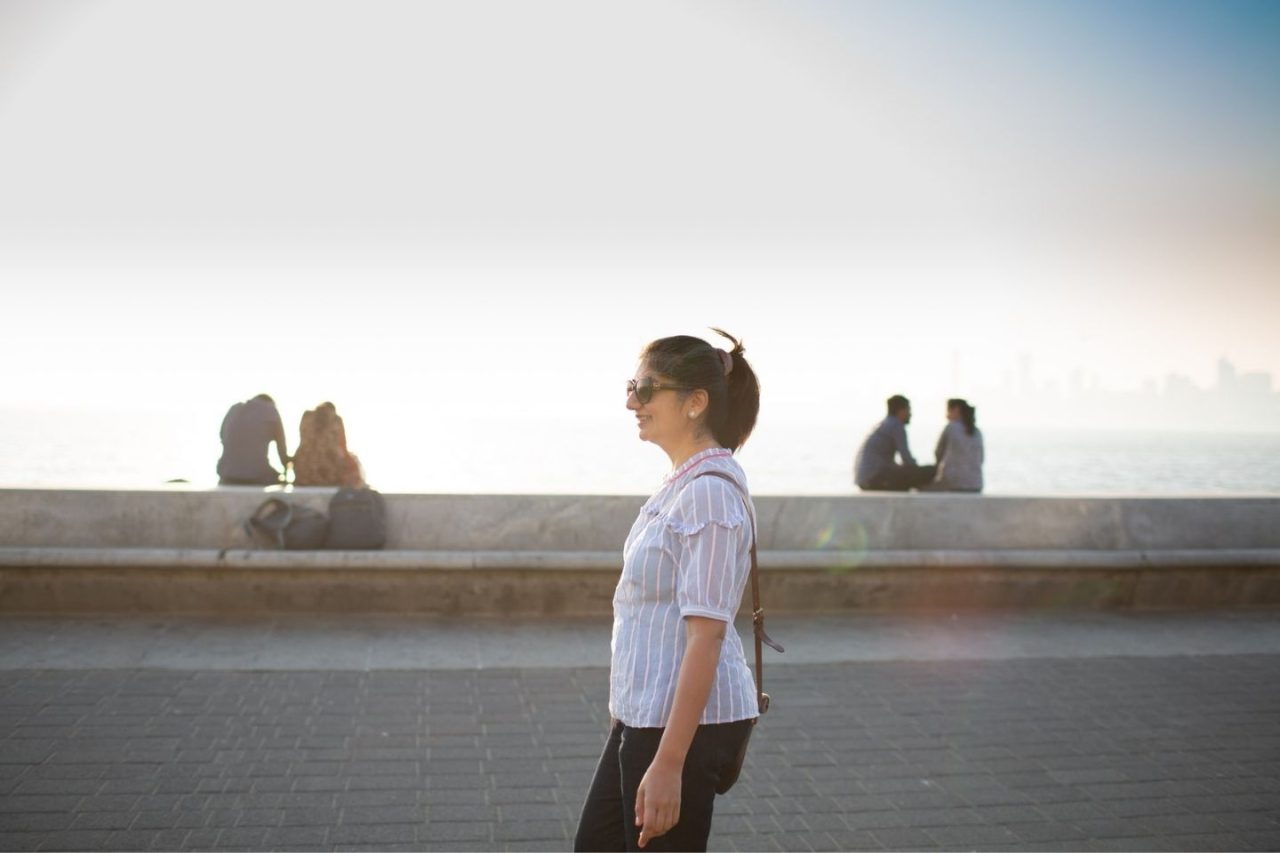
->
xmin=70 ymin=807 xmax=147 ymax=832
xmin=328 ymin=823 xmax=417 ymax=845
xmin=34 ymin=829 xmax=112 ymax=851
xmin=261 ymin=826 xmax=330 ymax=847
xmin=10 ymin=779 xmax=100 ymax=797
xmin=926 ymin=824 xmax=1022 ymax=847
xmin=1101 ymin=797 xmax=1195 ymax=818
xmin=211 ymin=827 xmax=268 ymax=847
xmin=845 ymin=810 xmax=914 ymax=831
xmin=98 ymin=830 xmax=164 ymax=851
xmin=180 ymin=828 xmax=221 ymax=849
xmin=129 ymin=811 xmax=181 ymax=831
xmin=1138 ymin=812 xmax=1241 ymax=836
xmin=0 ymin=831 xmax=45 ymax=852
xmin=420 ymin=821 xmax=492 ymax=843
xmin=277 ymin=807 xmax=335 ymax=827
xmin=801 ymin=812 xmax=851 ymax=832
xmin=493 ymin=819 xmax=567 ymax=842
xmin=146 ymin=829 xmax=194 ymax=850
xmin=338 ymin=805 xmax=423 ymax=825
xmin=1237 ymin=830 xmax=1280 ymax=852
xmin=0 ymin=797 xmax=82 ymax=815
xmin=1158 ymin=832 xmax=1252 ymax=851
xmin=1215 ymin=813 xmax=1280 ymax=832
xmin=813 ymin=829 xmax=884 ymax=850
xmin=1008 ymin=821 xmax=1092 ymax=843
xmin=870 ymin=827 xmax=941 ymax=849
xmin=0 ymin=813 xmax=73 ymax=833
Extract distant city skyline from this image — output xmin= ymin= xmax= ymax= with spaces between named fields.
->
xmin=953 ymin=356 xmax=1279 ymax=431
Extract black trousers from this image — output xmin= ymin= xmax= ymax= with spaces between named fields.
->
xmin=864 ymin=463 xmax=937 ymax=492
xmin=574 ymin=719 xmax=754 ymax=852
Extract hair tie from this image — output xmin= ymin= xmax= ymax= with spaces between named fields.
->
xmin=718 ymin=348 xmax=734 ymax=376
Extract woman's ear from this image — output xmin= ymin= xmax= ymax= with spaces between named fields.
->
xmin=687 ymin=389 xmax=710 ymax=418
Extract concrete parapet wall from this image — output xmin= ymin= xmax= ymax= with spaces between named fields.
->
xmin=1 ymin=488 xmax=1278 ymax=614
xmin=4 ymin=488 xmax=1279 ymax=552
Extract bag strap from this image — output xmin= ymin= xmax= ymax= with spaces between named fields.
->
xmin=245 ymin=497 xmax=292 ymax=550
xmin=692 ymin=470 xmax=784 ymax=715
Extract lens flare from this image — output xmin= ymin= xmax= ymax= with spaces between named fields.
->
xmin=817 ymin=520 xmax=869 ymax=575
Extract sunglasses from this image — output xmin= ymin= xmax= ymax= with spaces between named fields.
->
xmin=627 ymin=378 xmax=691 ymax=404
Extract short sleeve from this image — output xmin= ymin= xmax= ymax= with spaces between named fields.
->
xmin=666 ymin=475 xmax=750 ymax=623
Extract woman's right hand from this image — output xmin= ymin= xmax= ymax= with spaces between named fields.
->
xmin=635 ymin=756 xmax=682 ymax=848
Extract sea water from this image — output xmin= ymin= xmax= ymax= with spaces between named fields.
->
xmin=2 ymin=406 xmax=1278 ymax=495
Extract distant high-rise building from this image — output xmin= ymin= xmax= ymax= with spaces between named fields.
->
xmin=1217 ymin=358 xmax=1237 ymax=392
xmin=1239 ymin=371 xmax=1273 ymax=396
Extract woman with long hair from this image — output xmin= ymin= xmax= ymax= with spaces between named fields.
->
xmin=930 ymin=398 xmax=984 ymax=492
xmin=291 ymin=401 xmax=365 ymax=488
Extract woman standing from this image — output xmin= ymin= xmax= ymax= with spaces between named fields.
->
xmin=575 ymin=329 xmax=763 ymax=852
xmin=930 ymin=398 xmax=984 ymax=492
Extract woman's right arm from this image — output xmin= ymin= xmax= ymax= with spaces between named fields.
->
xmin=634 ymin=615 xmax=725 ymax=847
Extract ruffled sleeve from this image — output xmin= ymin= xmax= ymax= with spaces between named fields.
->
xmin=665 ymin=474 xmax=751 ymax=622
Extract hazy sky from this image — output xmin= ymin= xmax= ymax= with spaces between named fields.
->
xmin=2 ymin=0 xmax=1278 ymax=434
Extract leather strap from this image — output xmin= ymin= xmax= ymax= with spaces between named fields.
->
xmin=693 ymin=470 xmax=784 ymax=715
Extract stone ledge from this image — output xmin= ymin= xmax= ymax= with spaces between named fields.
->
xmin=2 ymin=546 xmax=1278 ymax=571
xmin=5 ymin=490 xmax=1278 ymax=551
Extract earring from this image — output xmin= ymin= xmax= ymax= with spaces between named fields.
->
xmin=689 ymin=411 xmax=699 ymax=419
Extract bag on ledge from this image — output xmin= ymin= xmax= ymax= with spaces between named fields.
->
xmin=245 ymin=497 xmax=329 ymax=550
xmin=324 ymin=487 xmax=386 ymax=550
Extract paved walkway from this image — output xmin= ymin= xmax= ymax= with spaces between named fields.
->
xmin=1 ymin=612 xmax=1279 ymax=851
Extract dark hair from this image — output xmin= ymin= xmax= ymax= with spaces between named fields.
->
xmin=640 ymin=328 xmax=760 ymax=452
xmin=887 ymin=395 xmax=910 ymax=416
xmin=948 ymin=397 xmax=977 ymax=436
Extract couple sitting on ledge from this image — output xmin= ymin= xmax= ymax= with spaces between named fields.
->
xmin=854 ymin=394 xmax=984 ymax=493
xmin=216 ymin=394 xmax=365 ymax=488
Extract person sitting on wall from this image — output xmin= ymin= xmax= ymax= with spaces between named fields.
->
xmin=217 ymin=393 xmax=289 ymax=486
xmin=854 ymin=394 xmax=937 ymax=491
xmin=927 ymin=398 xmax=984 ymax=493
xmin=291 ymin=401 xmax=365 ymax=488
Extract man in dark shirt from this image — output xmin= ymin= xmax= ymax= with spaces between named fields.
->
xmin=217 ymin=394 xmax=289 ymax=486
xmin=854 ymin=395 xmax=937 ymax=491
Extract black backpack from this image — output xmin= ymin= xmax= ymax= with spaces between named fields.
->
xmin=245 ymin=498 xmax=330 ymax=550
xmin=325 ymin=487 xmax=387 ymax=550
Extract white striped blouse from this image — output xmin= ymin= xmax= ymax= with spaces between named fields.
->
xmin=609 ymin=447 xmax=758 ymax=728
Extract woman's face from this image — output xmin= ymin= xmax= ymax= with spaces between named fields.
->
xmin=627 ymin=364 xmax=693 ymax=448
xmin=946 ymin=404 xmax=961 ymax=422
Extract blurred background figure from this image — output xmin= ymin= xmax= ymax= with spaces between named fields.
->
xmin=854 ymin=394 xmax=936 ymax=491
xmin=929 ymin=398 xmax=984 ymax=493
xmin=292 ymin=402 xmax=365 ymax=488
xmin=217 ymin=393 xmax=289 ymax=486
